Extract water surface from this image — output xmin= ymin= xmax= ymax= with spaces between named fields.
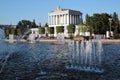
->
xmin=0 ymin=41 xmax=120 ymax=80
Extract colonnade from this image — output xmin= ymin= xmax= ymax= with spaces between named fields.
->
xmin=48 ymin=14 xmax=82 ymax=25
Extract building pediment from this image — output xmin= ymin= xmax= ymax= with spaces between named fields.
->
xmin=55 ymin=6 xmax=62 ymax=12
xmin=49 ymin=6 xmax=82 ymax=15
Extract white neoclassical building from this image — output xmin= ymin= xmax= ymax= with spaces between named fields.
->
xmin=48 ymin=6 xmax=83 ymax=37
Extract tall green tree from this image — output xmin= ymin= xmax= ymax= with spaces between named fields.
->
xmin=85 ymin=13 xmax=110 ymax=34
xmin=112 ymin=12 xmax=119 ymax=34
xmin=85 ymin=14 xmax=91 ymax=26
xmin=32 ymin=19 xmax=37 ymax=28
xmin=16 ymin=20 xmax=33 ymax=34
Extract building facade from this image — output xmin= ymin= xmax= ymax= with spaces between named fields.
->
xmin=48 ymin=6 xmax=83 ymax=37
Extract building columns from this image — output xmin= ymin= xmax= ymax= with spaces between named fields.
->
xmin=49 ymin=14 xmax=82 ymax=25
xmin=51 ymin=16 xmax=53 ymax=25
xmin=67 ymin=14 xmax=69 ymax=24
xmin=56 ymin=15 xmax=58 ymax=25
xmin=70 ymin=14 xmax=71 ymax=24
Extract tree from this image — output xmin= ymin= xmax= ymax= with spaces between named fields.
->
xmin=46 ymin=27 xmax=54 ymax=36
xmin=32 ymin=19 xmax=37 ymax=28
xmin=67 ymin=24 xmax=75 ymax=37
xmin=4 ymin=28 xmax=10 ymax=38
xmin=17 ymin=28 xmax=22 ymax=36
xmin=56 ymin=26 xmax=64 ymax=33
xmin=92 ymin=14 xmax=102 ymax=34
xmin=85 ymin=14 xmax=91 ymax=26
xmin=77 ymin=24 xmax=88 ymax=36
xmin=67 ymin=24 xmax=75 ymax=33
xmin=16 ymin=20 xmax=33 ymax=34
xmin=112 ymin=12 xmax=119 ymax=34
xmin=38 ymin=27 xmax=45 ymax=34
xmin=85 ymin=13 xmax=110 ymax=34
xmin=10 ymin=28 xmax=16 ymax=35
xmin=100 ymin=13 xmax=110 ymax=34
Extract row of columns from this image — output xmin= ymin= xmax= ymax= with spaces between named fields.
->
xmin=48 ymin=14 xmax=82 ymax=25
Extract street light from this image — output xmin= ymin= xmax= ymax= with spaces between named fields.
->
xmin=109 ymin=18 xmax=112 ymax=38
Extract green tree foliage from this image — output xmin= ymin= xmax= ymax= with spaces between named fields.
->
xmin=67 ymin=24 xmax=75 ymax=33
xmin=46 ymin=27 xmax=54 ymax=34
xmin=85 ymin=13 xmax=110 ymax=34
xmin=67 ymin=24 xmax=75 ymax=38
xmin=10 ymin=28 xmax=16 ymax=35
xmin=4 ymin=28 xmax=10 ymax=37
xmin=85 ymin=14 xmax=91 ymax=26
xmin=38 ymin=27 xmax=45 ymax=34
xmin=77 ymin=24 xmax=88 ymax=36
xmin=17 ymin=20 xmax=32 ymax=29
xmin=32 ymin=19 xmax=37 ymax=28
xmin=16 ymin=20 xmax=33 ymax=34
xmin=112 ymin=12 xmax=119 ymax=34
xmin=56 ymin=26 xmax=64 ymax=33
xmin=17 ymin=28 xmax=22 ymax=36
xmin=4 ymin=28 xmax=18 ymax=38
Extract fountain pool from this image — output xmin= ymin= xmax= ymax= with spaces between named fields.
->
xmin=0 ymin=34 xmax=120 ymax=79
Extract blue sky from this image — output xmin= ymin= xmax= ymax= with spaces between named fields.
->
xmin=0 ymin=0 xmax=120 ymax=25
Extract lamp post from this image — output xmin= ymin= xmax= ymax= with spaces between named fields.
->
xmin=109 ymin=18 xmax=112 ymax=38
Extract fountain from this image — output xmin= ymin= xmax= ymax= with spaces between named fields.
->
xmin=66 ymin=35 xmax=104 ymax=73
xmin=56 ymin=33 xmax=65 ymax=44
xmin=0 ymin=29 xmax=5 ymax=40
xmin=0 ymin=32 xmax=120 ymax=79
xmin=0 ymin=51 xmax=11 ymax=73
xmin=28 ymin=33 xmax=35 ymax=43
xmin=0 ymin=29 xmax=9 ymax=73
xmin=21 ymin=29 xmax=31 ymax=39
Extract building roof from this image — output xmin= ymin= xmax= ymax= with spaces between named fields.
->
xmin=49 ymin=6 xmax=82 ymax=15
